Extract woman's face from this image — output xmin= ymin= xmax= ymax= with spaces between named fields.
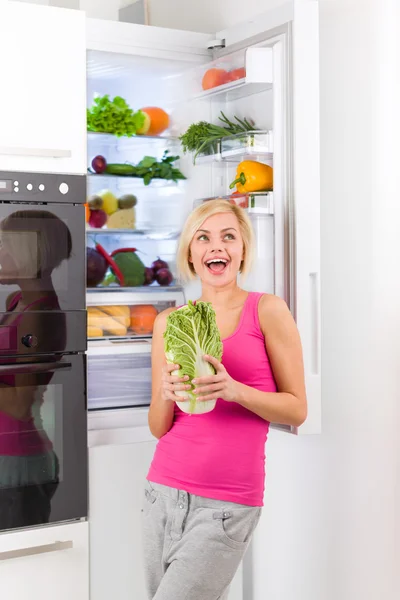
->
xmin=189 ymin=212 xmax=244 ymax=287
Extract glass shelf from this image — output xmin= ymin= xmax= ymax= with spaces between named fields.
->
xmin=87 ymin=131 xmax=179 ymax=149
xmin=86 ymin=227 xmax=180 ymax=240
xmin=87 ymin=174 xmax=183 ymax=189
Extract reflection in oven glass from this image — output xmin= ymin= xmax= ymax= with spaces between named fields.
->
xmin=0 ymin=210 xmax=71 ymax=529
xmin=0 ymin=210 xmax=72 ymax=354
xmin=0 ymin=384 xmax=62 ymax=530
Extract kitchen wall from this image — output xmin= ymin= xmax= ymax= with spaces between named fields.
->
xmin=12 ymin=0 xmax=400 ymax=598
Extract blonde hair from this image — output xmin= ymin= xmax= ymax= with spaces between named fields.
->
xmin=176 ymin=199 xmax=254 ymax=282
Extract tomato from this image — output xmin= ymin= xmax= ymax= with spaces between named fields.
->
xmin=202 ymin=68 xmax=228 ymax=90
xmin=226 ymin=67 xmax=246 ymax=82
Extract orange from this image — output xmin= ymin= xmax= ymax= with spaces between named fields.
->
xmin=140 ymin=107 xmax=170 ymax=136
xmin=84 ymin=203 xmax=90 ymax=223
xmin=130 ymin=304 xmax=158 ymax=335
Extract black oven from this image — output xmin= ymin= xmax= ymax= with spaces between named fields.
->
xmin=0 ymin=171 xmax=87 ymax=532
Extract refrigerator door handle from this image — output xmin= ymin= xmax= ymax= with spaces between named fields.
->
xmin=0 ymin=540 xmax=73 ymax=561
xmin=309 ymin=272 xmax=320 ymax=376
xmin=0 ymin=362 xmax=72 ymax=375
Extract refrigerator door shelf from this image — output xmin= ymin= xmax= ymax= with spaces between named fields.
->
xmin=221 ymin=130 xmax=273 ymax=160
xmin=194 ymin=132 xmax=273 ymax=164
xmin=194 ymin=192 xmax=274 ymax=215
xmin=190 ymin=47 xmax=273 ymax=102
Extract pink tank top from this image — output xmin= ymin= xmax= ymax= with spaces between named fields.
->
xmin=147 ymin=292 xmax=277 ymax=506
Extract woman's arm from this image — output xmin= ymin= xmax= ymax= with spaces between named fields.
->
xmin=148 ymin=308 xmax=176 ymax=439
xmin=193 ymin=295 xmax=307 ymax=427
xmin=235 ymin=294 xmax=307 ymax=427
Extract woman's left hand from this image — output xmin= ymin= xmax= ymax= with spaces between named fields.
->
xmin=192 ymin=355 xmax=240 ymax=403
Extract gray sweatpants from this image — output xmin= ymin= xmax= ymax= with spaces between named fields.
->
xmin=141 ymin=480 xmax=261 ymax=600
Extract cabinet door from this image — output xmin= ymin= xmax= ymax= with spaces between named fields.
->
xmin=0 ymin=521 xmax=89 ymax=599
xmin=0 ymin=2 xmax=86 ymax=175
xmin=89 ymin=439 xmax=157 ymax=600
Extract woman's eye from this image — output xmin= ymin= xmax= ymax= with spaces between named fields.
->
xmin=198 ymin=234 xmax=208 ymax=241
xmin=224 ymin=234 xmax=235 ymax=240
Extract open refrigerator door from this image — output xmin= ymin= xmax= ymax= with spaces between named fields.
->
xmin=204 ymin=0 xmax=321 ymax=436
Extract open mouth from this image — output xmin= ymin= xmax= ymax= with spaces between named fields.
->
xmin=205 ymin=258 xmax=229 ymax=275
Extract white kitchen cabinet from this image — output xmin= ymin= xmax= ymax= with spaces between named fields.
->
xmin=0 ymin=2 xmax=86 ymax=174
xmin=88 ymin=411 xmax=157 ymax=600
xmin=0 ymin=521 xmax=89 ymax=599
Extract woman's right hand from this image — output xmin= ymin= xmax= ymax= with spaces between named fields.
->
xmin=161 ymin=364 xmax=191 ymax=402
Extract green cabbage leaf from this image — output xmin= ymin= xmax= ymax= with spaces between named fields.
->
xmin=164 ymin=300 xmax=223 ymax=413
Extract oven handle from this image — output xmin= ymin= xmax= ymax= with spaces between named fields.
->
xmin=0 ymin=362 xmax=71 ymax=375
xmin=0 ymin=540 xmax=73 ymax=561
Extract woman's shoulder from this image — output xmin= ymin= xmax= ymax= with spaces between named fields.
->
xmin=257 ymin=293 xmax=291 ymax=328
xmin=153 ymin=306 xmax=179 ymax=334
xmin=258 ymin=293 xmax=288 ymax=313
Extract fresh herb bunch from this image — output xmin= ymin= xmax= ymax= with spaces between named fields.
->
xmin=134 ymin=151 xmax=186 ymax=186
xmin=179 ymin=111 xmax=256 ymax=163
xmin=87 ymin=95 xmax=145 ymax=137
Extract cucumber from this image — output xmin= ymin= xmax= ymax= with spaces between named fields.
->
xmin=104 ymin=163 xmax=136 ymax=176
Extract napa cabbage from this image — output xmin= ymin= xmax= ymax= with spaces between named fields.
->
xmin=164 ymin=300 xmax=223 ymax=414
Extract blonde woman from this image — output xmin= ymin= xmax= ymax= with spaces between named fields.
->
xmin=143 ymin=199 xmax=307 ymax=600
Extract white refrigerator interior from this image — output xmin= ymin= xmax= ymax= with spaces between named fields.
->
xmin=86 ymin=2 xmax=320 ymax=600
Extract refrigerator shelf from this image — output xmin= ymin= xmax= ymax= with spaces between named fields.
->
xmin=194 ymin=192 xmax=274 ymax=215
xmin=87 ymin=174 xmax=184 ymax=189
xmin=87 ymin=131 xmax=179 ymax=149
xmin=86 ymin=286 xmax=185 ymax=306
xmin=86 ymin=227 xmax=180 ymax=240
xmin=88 ymin=333 xmax=152 ymax=342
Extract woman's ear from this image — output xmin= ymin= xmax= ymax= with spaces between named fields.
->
xmin=188 ymin=251 xmax=193 ymax=263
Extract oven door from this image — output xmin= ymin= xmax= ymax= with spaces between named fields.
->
xmin=0 ymin=200 xmax=85 ymax=313
xmin=0 ymin=353 xmax=87 ymax=532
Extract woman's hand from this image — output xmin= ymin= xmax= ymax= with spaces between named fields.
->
xmin=161 ymin=363 xmax=192 ymax=403
xmin=192 ymin=355 xmax=240 ymax=403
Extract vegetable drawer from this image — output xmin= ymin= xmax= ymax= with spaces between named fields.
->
xmin=87 ymin=340 xmax=152 ymax=410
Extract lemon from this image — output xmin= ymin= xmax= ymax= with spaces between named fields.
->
xmin=97 ymin=189 xmax=118 ymax=215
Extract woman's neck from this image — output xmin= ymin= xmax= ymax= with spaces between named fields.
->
xmin=199 ymin=281 xmax=247 ymax=310
xmin=16 ymin=278 xmax=55 ymax=306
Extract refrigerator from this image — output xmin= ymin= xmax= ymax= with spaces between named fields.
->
xmin=75 ymin=2 xmax=321 ymax=600
xmin=85 ymin=0 xmax=320 ymax=437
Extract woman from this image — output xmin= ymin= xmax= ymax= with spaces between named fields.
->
xmin=143 ymin=199 xmax=307 ymax=600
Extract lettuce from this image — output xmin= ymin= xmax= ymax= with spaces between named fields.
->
xmin=87 ymin=95 xmax=145 ymax=137
xmin=164 ymin=300 xmax=223 ymax=414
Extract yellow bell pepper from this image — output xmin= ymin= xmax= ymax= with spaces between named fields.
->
xmin=229 ymin=160 xmax=273 ymax=193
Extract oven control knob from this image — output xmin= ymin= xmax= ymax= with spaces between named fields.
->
xmin=21 ymin=334 xmax=38 ymax=348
